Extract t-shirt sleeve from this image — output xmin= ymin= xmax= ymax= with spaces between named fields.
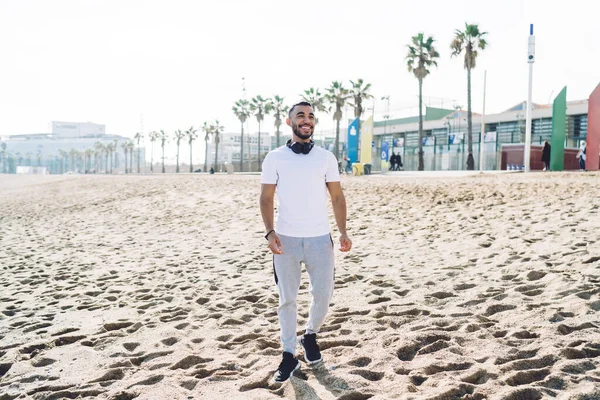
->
xmin=261 ymin=152 xmax=278 ymax=184
xmin=325 ymin=152 xmax=341 ymax=182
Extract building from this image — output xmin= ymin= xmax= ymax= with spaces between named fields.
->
xmin=204 ymin=127 xmax=348 ymax=172
xmin=0 ymin=121 xmax=144 ymax=174
xmin=370 ymin=100 xmax=589 ymax=171
xmin=205 ymin=131 xmax=273 ymax=172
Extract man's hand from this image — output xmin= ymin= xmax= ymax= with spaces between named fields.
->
xmin=339 ymin=233 xmax=352 ymax=252
xmin=267 ymin=232 xmax=283 ymax=254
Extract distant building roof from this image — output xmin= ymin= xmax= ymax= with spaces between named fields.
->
xmin=374 ymin=107 xmax=456 ymax=128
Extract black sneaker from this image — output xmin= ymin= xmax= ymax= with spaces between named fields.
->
xmin=273 ymin=352 xmax=300 ymax=382
xmin=301 ymin=333 xmax=323 ymax=365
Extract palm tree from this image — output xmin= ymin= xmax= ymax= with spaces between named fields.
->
xmin=0 ymin=142 xmax=6 ymax=173
xmin=36 ymin=148 xmax=42 ymax=167
xmin=127 ymin=141 xmax=135 ymax=173
xmin=85 ymin=149 xmax=94 ymax=173
xmin=134 ymin=132 xmax=143 ymax=173
xmin=25 ymin=152 xmax=33 ymax=167
xmin=149 ymin=131 xmax=159 ymax=172
xmin=325 ymin=81 xmax=350 ymax=159
xmin=121 ymin=141 xmax=129 ymax=173
xmin=186 ymin=126 xmax=198 ymax=172
xmin=202 ymin=122 xmax=212 ymax=172
xmin=211 ymin=120 xmax=225 ymax=173
xmin=349 ymin=79 xmax=373 ymax=120
xmin=301 ymin=88 xmax=329 ymax=119
xmin=113 ymin=139 xmax=119 ymax=171
xmin=68 ymin=149 xmax=77 ymax=172
xmin=407 ymin=33 xmax=440 ymax=171
xmin=301 ymin=88 xmax=329 ymax=147
xmin=250 ymin=95 xmax=273 ymax=171
xmin=451 ymin=23 xmax=488 ymax=170
xmin=58 ymin=149 xmax=68 ymax=173
xmin=94 ymin=142 xmax=104 ymax=172
xmin=349 ymin=79 xmax=373 ymax=162
xmin=271 ymin=95 xmax=287 ymax=148
xmin=174 ymin=129 xmax=185 ymax=173
xmin=106 ymin=143 xmax=115 ymax=173
xmin=158 ymin=130 xmax=168 ymax=173
xmin=232 ymin=99 xmax=250 ymax=172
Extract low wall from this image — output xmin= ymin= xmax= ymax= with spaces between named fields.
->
xmin=501 ymin=144 xmax=580 ymax=170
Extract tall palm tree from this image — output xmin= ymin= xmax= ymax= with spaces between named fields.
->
xmin=36 ymin=148 xmax=42 ymax=167
xmin=271 ymin=95 xmax=287 ymax=148
xmin=202 ymin=122 xmax=212 ymax=172
xmin=174 ymin=129 xmax=185 ymax=173
xmin=211 ymin=120 xmax=224 ymax=173
xmin=127 ymin=141 xmax=135 ymax=173
xmin=325 ymin=81 xmax=350 ymax=159
xmin=232 ymin=99 xmax=250 ymax=172
xmin=301 ymin=88 xmax=329 ymax=147
xmin=250 ymin=95 xmax=273 ymax=171
xmin=301 ymin=88 xmax=329 ymax=119
xmin=134 ymin=132 xmax=143 ymax=173
xmin=186 ymin=126 xmax=198 ymax=172
xmin=0 ymin=142 xmax=6 ymax=174
xmin=451 ymin=23 xmax=488 ymax=170
xmin=68 ymin=149 xmax=77 ymax=172
xmin=121 ymin=141 xmax=129 ymax=173
xmin=113 ymin=139 xmax=119 ymax=171
xmin=58 ymin=149 xmax=68 ymax=173
xmin=158 ymin=130 xmax=168 ymax=173
xmin=407 ymin=33 xmax=440 ymax=171
xmin=349 ymin=79 xmax=373 ymax=162
xmin=94 ymin=142 xmax=104 ymax=172
xmin=349 ymin=79 xmax=373 ymax=120
xmin=106 ymin=143 xmax=115 ymax=173
xmin=149 ymin=131 xmax=159 ymax=172
xmin=85 ymin=149 xmax=94 ymax=173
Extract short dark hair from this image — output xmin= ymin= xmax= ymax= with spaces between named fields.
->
xmin=288 ymin=101 xmax=313 ymax=118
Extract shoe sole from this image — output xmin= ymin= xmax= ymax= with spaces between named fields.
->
xmin=273 ymin=361 xmax=300 ymax=382
xmin=301 ymin=342 xmax=323 ymax=365
xmin=304 ymin=355 xmax=323 ymax=365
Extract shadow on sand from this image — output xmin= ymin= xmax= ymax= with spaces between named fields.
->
xmin=290 ymin=362 xmax=373 ymax=400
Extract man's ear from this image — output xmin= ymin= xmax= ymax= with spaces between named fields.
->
xmin=286 ymin=117 xmax=291 ymax=127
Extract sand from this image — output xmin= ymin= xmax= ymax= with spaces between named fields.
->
xmin=0 ymin=172 xmax=599 ymax=400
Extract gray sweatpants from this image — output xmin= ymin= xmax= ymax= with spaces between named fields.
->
xmin=273 ymin=233 xmax=335 ymax=354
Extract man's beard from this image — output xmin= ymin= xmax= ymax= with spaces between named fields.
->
xmin=292 ymin=122 xmax=314 ymax=140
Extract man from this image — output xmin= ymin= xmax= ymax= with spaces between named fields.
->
xmin=577 ymin=141 xmax=587 ymax=170
xmin=260 ymin=101 xmax=352 ymax=382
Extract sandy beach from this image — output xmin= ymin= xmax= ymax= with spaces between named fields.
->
xmin=1 ymin=172 xmax=599 ymax=400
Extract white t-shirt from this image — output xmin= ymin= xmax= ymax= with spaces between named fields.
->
xmin=261 ymin=144 xmax=340 ymax=237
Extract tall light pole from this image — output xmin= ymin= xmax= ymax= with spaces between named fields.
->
xmin=479 ymin=70 xmax=487 ymax=172
xmin=524 ymin=24 xmax=535 ymax=172
xmin=381 ymin=96 xmax=390 ymax=135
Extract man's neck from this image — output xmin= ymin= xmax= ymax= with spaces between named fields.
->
xmin=292 ymin=135 xmax=312 ymax=143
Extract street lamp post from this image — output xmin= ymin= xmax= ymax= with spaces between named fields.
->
xmin=524 ymin=24 xmax=535 ymax=172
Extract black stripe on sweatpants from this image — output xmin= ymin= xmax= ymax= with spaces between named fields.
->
xmin=272 ymin=254 xmax=278 ymax=285
xmin=330 ymin=233 xmax=336 ymax=280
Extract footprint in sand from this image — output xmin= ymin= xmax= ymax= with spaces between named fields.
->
xmin=504 ymin=369 xmax=550 ymax=386
xmin=348 ymin=357 xmax=372 ymax=367
xmin=349 ymin=369 xmax=384 ymax=381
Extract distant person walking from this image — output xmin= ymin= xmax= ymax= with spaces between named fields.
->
xmin=389 ymin=152 xmax=395 ymax=171
xmin=577 ymin=141 xmax=587 ymax=170
xmin=541 ymin=141 xmax=551 ymax=171
xmin=260 ymin=101 xmax=352 ymax=382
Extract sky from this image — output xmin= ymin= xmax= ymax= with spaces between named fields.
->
xmin=1 ymin=0 xmax=599 ymax=159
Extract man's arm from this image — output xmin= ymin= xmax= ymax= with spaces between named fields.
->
xmin=260 ymin=184 xmax=283 ymax=254
xmin=326 ymin=181 xmax=352 ymax=252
